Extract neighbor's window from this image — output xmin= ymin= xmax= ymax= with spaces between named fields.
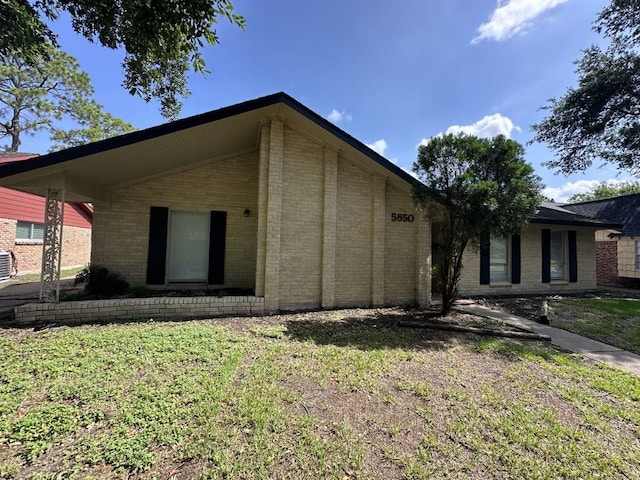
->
xmin=550 ymin=231 xmax=566 ymax=280
xmin=636 ymin=241 xmax=640 ymax=270
xmin=490 ymin=236 xmax=509 ymax=283
xmin=16 ymin=221 xmax=45 ymax=242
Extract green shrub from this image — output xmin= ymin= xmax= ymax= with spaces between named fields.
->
xmin=74 ymin=264 xmax=130 ymax=297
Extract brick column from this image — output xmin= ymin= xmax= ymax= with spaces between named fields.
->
xmin=255 ymin=123 xmax=270 ymax=297
xmin=416 ymin=210 xmax=431 ymax=306
xmin=321 ymin=148 xmax=338 ymax=308
xmin=264 ymin=118 xmax=284 ymax=311
xmin=371 ymin=176 xmax=386 ymax=306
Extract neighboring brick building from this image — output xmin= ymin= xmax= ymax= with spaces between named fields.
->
xmin=564 ymin=194 xmax=640 ymax=286
xmin=0 ymin=153 xmax=92 ymax=275
xmin=0 ymin=93 xmax=618 ymax=309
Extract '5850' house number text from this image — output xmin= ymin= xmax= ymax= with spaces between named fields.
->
xmin=390 ymin=213 xmax=414 ymax=222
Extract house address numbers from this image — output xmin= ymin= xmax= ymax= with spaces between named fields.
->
xmin=390 ymin=213 xmax=415 ymax=222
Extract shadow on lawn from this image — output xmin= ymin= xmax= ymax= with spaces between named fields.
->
xmin=284 ymin=309 xmax=465 ymax=352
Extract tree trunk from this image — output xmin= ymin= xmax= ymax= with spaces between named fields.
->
xmin=9 ymin=110 xmax=21 ymax=152
xmin=440 ymin=239 xmax=467 ymax=315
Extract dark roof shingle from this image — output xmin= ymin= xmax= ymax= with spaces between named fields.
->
xmin=529 ymin=202 xmax=623 ymax=229
xmin=563 ymin=194 xmax=640 ymax=236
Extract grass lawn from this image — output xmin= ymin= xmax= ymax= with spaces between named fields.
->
xmin=1 ymin=308 xmax=639 ymax=479
xmin=550 ymin=298 xmax=640 ymax=355
xmin=1 ymin=267 xmax=85 ymax=287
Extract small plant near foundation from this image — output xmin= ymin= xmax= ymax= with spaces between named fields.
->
xmin=74 ymin=264 xmax=130 ymax=297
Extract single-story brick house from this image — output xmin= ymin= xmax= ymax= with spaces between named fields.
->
xmin=0 ymin=93 xmax=429 ymax=310
xmin=562 ymin=194 xmax=640 ymax=286
xmin=0 ymin=93 xmax=619 ymax=310
xmin=0 ymin=152 xmax=92 ymax=277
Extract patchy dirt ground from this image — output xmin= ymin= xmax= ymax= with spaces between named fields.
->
xmin=476 ymin=288 xmax=640 ymax=322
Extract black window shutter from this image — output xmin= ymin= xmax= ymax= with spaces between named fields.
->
xmin=511 ymin=234 xmax=521 ymax=284
xmin=480 ymin=236 xmax=490 ymax=285
xmin=541 ymin=229 xmax=551 ymax=283
xmin=146 ymin=206 xmax=169 ymax=285
xmin=208 ymin=211 xmax=227 ymax=284
xmin=568 ymin=230 xmax=578 ymax=283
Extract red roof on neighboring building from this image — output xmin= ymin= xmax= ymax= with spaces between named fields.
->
xmin=0 ymin=153 xmax=92 ymax=228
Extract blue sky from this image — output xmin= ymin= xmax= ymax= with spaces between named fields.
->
xmin=24 ymin=0 xmax=631 ymax=201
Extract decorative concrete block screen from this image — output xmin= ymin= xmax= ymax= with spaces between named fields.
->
xmin=11 ymin=296 xmax=264 ymax=327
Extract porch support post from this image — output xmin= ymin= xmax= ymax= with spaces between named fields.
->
xmin=40 ymin=188 xmax=65 ymax=303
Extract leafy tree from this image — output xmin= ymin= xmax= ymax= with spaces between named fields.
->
xmin=532 ymin=0 xmax=640 ymax=175
xmin=1 ymin=0 xmax=245 ymax=118
xmin=413 ymin=134 xmax=542 ymax=314
xmin=568 ymin=180 xmax=640 ymax=202
xmin=1 ymin=45 xmax=134 ymax=152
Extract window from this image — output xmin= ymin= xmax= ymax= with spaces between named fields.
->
xmin=168 ymin=211 xmax=210 ymax=282
xmin=490 ymin=236 xmax=509 ymax=283
xmin=550 ymin=231 xmax=566 ymax=280
xmin=636 ymin=241 xmax=640 ymax=270
xmin=16 ymin=221 xmax=44 ymax=242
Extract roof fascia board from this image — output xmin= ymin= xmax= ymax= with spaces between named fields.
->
xmin=529 ymin=218 xmax=623 ymax=229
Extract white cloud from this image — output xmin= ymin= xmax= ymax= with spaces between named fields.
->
xmin=447 ymin=113 xmax=518 ymax=138
xmin=417 ymin=113 xmax=518 ymax=147
xmin=543 ymin=178 xmax=634 ymax=203
xmin=543 ymin=180 xmax=600 ymax=203
xmin=472 ymin=0 xmax=570 ymax=44
xmin=366 ymin=139 xmax=388 ymax=156
xmin=327 ymin=109 xmax=352 ymax=123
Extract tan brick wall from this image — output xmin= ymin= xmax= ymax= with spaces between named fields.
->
xmin=278 ymin=127 xmax=324 ymax=309
xmin=458 ymin=225 xmax=598 ymax=296
xmin=91 ymin=120 xmax=427 ymax=310
xmin=264 ymin=123 xmax=426 ymax=310
xmin=384 ymin=184 xmax=418 ymax=305
xmin=618 ymin=237 xmax=640 ymax=279
xmin=92 ymin=151 xmax=259 ymax=287
xmin=321 ymin=148 xmax=338 ymax=308
xmin=11 ymin=296 xmax=264 ymax=326
xmin=0 ymin=218 xmax=90 ymax=274
xmin=334 ymin=158 xmax=373 ymax=307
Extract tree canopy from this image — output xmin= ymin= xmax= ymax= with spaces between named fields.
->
xmin=1 ymin=0 xmax=245 ymax=119
xmin=1 ymin=45 xmax=134 ymax=152
xmin=568 ymin=180 xmax=640 ymax=202
xmin=532 ymin=0 xmax=640 ymax=176
xmin=413 ymin=134 xmax=542 ymax=314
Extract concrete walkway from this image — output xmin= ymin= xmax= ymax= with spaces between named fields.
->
xmin=455 ymin=302 xmax=640 ymax=377
xmin=0 ymin=278 xmax=78 ymax=313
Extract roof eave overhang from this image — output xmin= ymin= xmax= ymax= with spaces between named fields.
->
xmin=0 ymin=92 xmax=418 ymax=201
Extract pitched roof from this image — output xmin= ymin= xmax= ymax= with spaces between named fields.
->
xmin=0 ymin=92 xmax=417 ymax=189
xmin=563 ymin=194 xmax=640 ymax=236
xmin=528 ymin=202 xmax=623 ymax=229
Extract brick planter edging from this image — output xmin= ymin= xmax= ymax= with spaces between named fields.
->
xmin=11 ymin=296 xmax=265 ymax=327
